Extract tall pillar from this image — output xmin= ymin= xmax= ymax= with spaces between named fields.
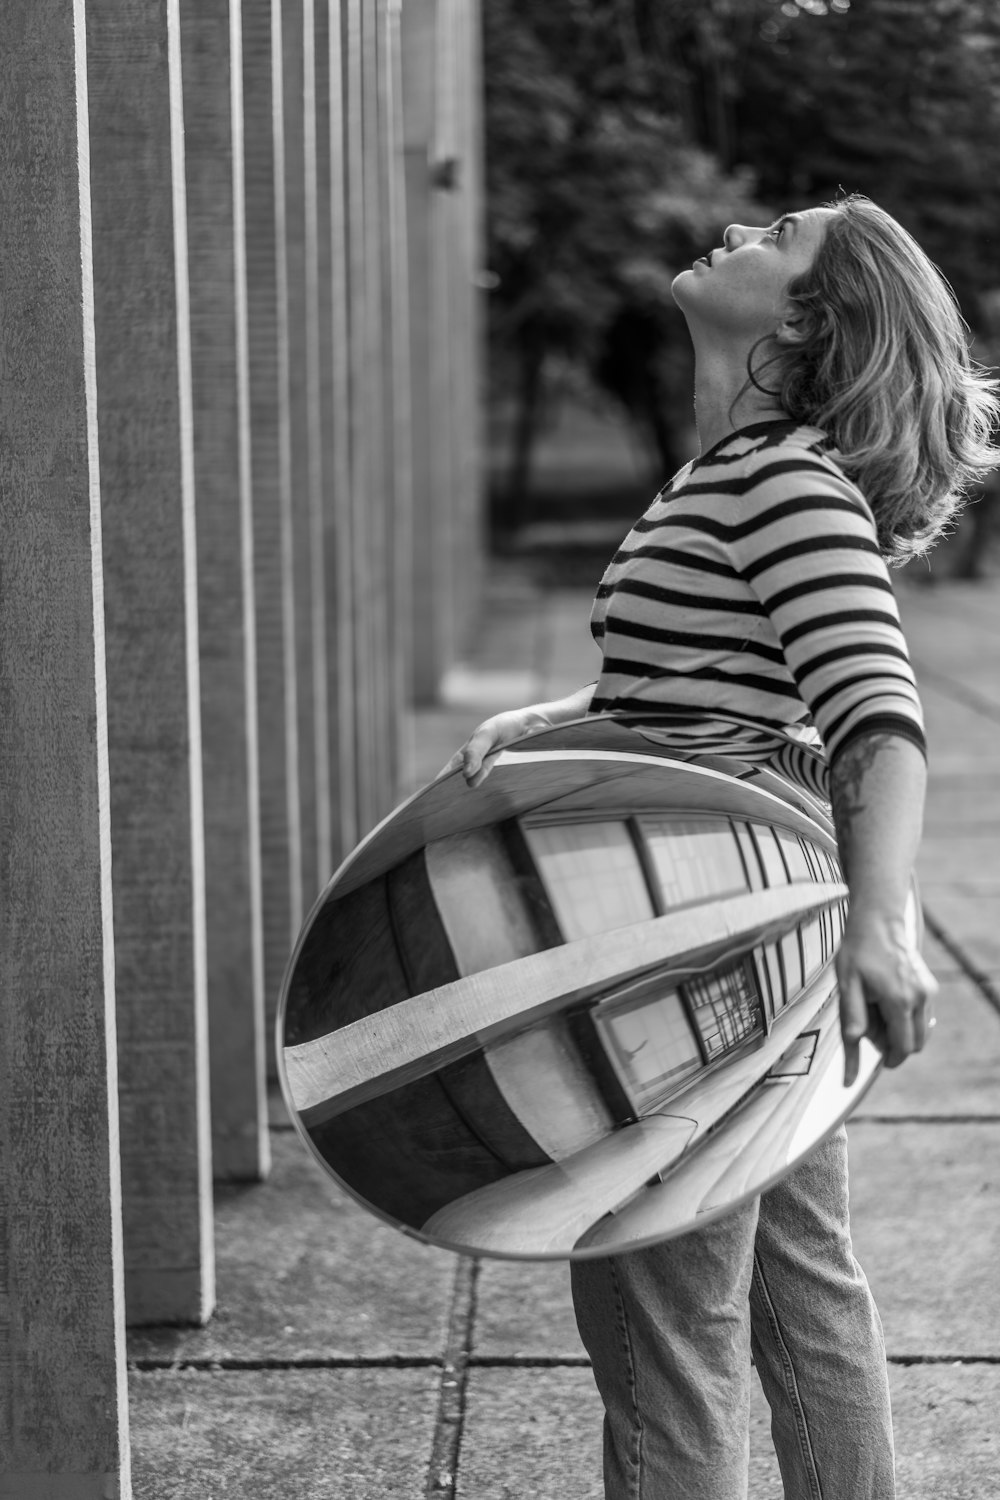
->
xmin=283 ymin=0 xmax=324 ymax=909
xmin=402 ymin=0 xmax=445 ymax=705
xmin=402 ymin=0 xmax=484 ymax=707
xmin=384 ymin=0 xmax=416 ymax=791
xmin=88 ymin=0 xmax=215 ymax=1323
xmin=343 ymin=0 xmax=380 ymax=832
xmin=180 ymin=0 xmax=270 ymax=1181
xmin=318 ymin=0 xmax=359 ymax=865
xmin=453 ymin=0 xmax=485 ymax=650
xmin=302 ymin=0 xmax=335 ymax=890
xmin=0 ymin=0 xmax=131 ymax=1490
xmin=243 ymin=0 xmax=301 ymax=1070
xmin=358 ymin=0 xmax=395 ymax=822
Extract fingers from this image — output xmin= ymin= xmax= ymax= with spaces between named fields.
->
xmin=435 ymin=749 xmax=465 ymax=780
xmin=838 ymin=942 xmax=939 ymax=1082
xmin=439 ymin=720 xmax=503 ymax=789
xmin=838 ymin=962 xmax=868 ymax=1088
xmin=880 ymin=950 xmax=938 ymax=1068
xmin=461 ymin=725 xmax=501 ymax=788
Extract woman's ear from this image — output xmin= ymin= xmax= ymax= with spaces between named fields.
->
xmin=775 ymin=314 xmax=808 ymax=346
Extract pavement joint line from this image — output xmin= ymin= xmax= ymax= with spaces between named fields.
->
xmin=886 ymin=1354 xmax=1000 ymax=1367
xmin=125 ymin=1352 xmax=1000 ymax=1372
xmin=128 ymin=1355 xmax=445 ymax=1372
xmin=921 ymin=905 xmax=1000 ymax=1020
xmin=851 ymin=1114 xmax=1000 ymax=1124
xmin=424 ymin=1255 xmax=479 ymax=1499
xmin=910 ymin=655 xmax=1000 ymax=724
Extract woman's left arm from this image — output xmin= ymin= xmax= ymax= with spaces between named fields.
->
xmin=829 ymin=731 xmax=938 ymax=1086
xmin=722 ymin=450 xmax=939 ymax=1085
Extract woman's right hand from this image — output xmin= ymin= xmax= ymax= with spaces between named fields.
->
xmin=439 ymin=707 xmax=552 ymax=789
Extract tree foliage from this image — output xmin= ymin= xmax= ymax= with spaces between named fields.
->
xmin=483 ymin=0 xmax=1000 ymax=501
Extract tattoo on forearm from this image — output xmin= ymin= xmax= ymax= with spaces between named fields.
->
xmin=830 ymin=732 xmax=896 ymax=875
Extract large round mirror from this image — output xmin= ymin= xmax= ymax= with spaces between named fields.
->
xmin=277 ymin=715 xmax=907 ymax=1260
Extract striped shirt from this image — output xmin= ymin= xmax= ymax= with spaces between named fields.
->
xmin=589 ymin=420 xmax=926 ymax=779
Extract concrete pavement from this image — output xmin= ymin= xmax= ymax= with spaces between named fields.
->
xmin=127 ymin=566 xmax=1000 ymax=1499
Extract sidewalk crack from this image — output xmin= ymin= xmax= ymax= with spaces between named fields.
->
xmin=922 ymin=905 xmax=1000 ymax=1020
xmin=425 ymin=1255 xmax=479 ymax=1498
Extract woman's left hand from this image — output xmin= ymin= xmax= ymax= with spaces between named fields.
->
xmin=835 ymin=912 xmax=939 ymax=1087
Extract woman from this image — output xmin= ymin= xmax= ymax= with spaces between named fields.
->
xmin=448 ymin=195 xmax=998 ymax=1498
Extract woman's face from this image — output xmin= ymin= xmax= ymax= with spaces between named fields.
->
xmin=672 ymin=207 xmax=836 ymax=342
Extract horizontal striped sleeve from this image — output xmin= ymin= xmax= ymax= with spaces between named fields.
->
xmin=723 ymin=452 xmax=925 ymax=762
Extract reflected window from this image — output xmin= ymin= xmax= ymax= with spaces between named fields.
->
xmin=522 ymin=821 xmax=654 ymax=942
xmin=821 ymin=900 xmax=839 ymax=960
xmin=800 ymin=840 xmax=823 ymax=882
xmin=593 ymin=987 xmax=703 ymax=1113
xmin=800 ymin=916 xmax=826 ymax=983
xmin=753 ymin=826 xmax=790 ymax=886
xmin=681 ymin=960 xmax=764 ymax=1060
xmin=639 ymin=818 xmax=749 ymax=910
xmin=734 ymin=822 xmax=765 ymax=889
xmin=753 ymin=943 xmax=775 ymax=1016
xmin=776 ymin=829 xmax=813 ymax=883
xmin=780 ymin=931 xmax=804 ymax=998
xmin=760 ymin=941 xmax=789 ymax=1010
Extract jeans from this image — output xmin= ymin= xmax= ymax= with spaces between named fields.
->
xmin=570 ymin=1128 xmax=894 ymax=1499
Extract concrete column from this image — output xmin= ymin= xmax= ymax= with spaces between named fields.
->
xmin=317 ymin=0 xmax=359 ymax=865
xmin=88 ymin=0 xmax=215 ymax=1324
xmin=454 ymin=0 xmax=485 ymax=650
xmin=180 ymin=0 xmax=270 ymax=1181
xmin=384 ymin=0 xmax=416 ymax=793
xmin=432 ymin=0 xmax=461 ymax=691
xmin=361 ymin=0 xmax=394 ymax=819
xmin=343 ymin=0 xmax=380 ymax=833
xmin=243 ymin=0 xmax=301 ymax=1070
xmin=302 ymin=0 xmax=336 ymax=890
xmin=402 ymin=0 xmax=444 ymax=706
xmin=0 ymin=2 xmax=132 ymax=1488
xmin=403 ymin=0 xmax=484 ymax=706
xmin=283 ymin=0 xmax=324 ymax=908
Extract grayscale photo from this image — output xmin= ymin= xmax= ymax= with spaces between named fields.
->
xmin=4 ymin=1 xmax=998 ymax=1497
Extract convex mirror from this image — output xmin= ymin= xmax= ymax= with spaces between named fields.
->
xmin=278 ymin=716 xmax=905 ymax=1260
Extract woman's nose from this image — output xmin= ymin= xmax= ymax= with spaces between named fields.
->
xmin=723 ymin=224 xmax=748 ymax=250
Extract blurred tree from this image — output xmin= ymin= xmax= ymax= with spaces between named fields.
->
xmin=483 ymin=0 xmax=767 ymax=515
xmin=729 ymin=0 xmax=1000 ymax=322
xmin=484 ymin=0 xmax=1000 ymax=522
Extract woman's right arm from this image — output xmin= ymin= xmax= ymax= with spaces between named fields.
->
xmin=443 ymin=681 xmax=597 ymax=788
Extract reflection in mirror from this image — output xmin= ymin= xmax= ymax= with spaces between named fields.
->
xmin=278 ymin=716 xmax=906 ymax=1260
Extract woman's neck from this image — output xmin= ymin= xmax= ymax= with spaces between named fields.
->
xmin=691 ymin=342 xmax=788 ymax=456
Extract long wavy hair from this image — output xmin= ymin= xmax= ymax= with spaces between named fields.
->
xmin=749 ymin=194 xmax=1000 ymax=563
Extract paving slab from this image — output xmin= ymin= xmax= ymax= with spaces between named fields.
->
xmin=127 ymin=1131 xmax=456 ymax=1362
xmin=128 ymin=1367 xmax=438 ymax=1499
xmin=456 ymin=1367 xmax=604 ymax=1500
xmin=473 ymin=1259 xmax=584 ymax=1360
xmin=854 ymin=972 xmax=1000 ymax=1119
xmin=918 ymin=929 xmax=968 ymax=980
xmin=456 ymin=1367 xmax=786 ymax=1499
xmin=921 ymin=891 xmax=1000 ymax=975
xmin=917 ymin=833 xmax=1000 ymax=892
xmin=920 ymin=773 xmax=1000 ymax=834
xmin=890 ymin=1364 xmax=1000 ymax=1500
xmin=846 ymin=1122 xmax=1000 ymax=1357
xmin=457 ymin=1361 xmax=1000 ymax=1499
